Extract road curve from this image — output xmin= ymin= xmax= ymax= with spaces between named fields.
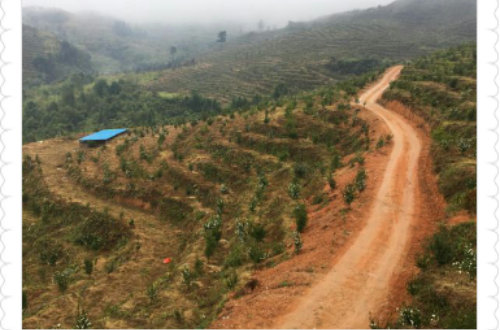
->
xmin=276 ymin=65 xmax=422 ymax=329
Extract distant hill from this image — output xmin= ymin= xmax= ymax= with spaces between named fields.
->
xmin=23 ymin=7 xmax=246 ymax=75
xmin=132 ymin=0 xmax=476 ymax=102
xmin=22 ymin=0 xmax=476 ymax=141
xmin=23 ymin=24 xmax=94 ymax=86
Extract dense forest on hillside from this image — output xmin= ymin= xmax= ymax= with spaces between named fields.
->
xmin=22 ymin=76 xmax=222 ymax=143
xmin=376 ymin=44 xmax=476 ymax=329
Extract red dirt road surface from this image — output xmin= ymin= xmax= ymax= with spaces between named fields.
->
xmin=276 ymin=65 xmax=421 ymax=328
xmin=212 ymin=66 xmax=432 ymax=329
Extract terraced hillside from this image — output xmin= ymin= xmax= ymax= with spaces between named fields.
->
xmin=23 ymin=24 xmax=93 ymax=86
xmin=22 ymin=74 xmax=386 ymax=328
xmin=129 ymin=0 xmax=476 ymax=102
xmin=376 ymin=44 xmax=476 ymax=328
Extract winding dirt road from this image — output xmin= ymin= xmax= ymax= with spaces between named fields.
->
xmin=273 ymin=65 xmax=423 ymax=328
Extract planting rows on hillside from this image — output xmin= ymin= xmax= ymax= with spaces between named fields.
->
xmin=23 ymin=73 xmax=382 ymax=328
xmin=133 ymin=0 xmax=475 ymax=101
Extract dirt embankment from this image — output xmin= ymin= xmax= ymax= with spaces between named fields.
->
xmin=211 ymin=66 xmax=445 ymax=329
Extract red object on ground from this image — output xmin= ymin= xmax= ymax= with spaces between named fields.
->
xmin=163 ymin=258 xmax=172 ymax=264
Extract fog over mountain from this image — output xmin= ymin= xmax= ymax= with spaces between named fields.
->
xmin=23 ymin=0 xmax=394 ymax=27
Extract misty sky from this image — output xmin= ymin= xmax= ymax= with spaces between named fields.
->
xmin=22 ymin=0 xmax=394 ymax=27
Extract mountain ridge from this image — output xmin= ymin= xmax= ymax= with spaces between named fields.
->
xmin=133 ymin=0 xmax=476 ymax=102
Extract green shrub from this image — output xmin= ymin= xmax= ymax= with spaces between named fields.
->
xmin=157 ymin=133 xmax=166 ymax=146
xmin=173 ymin=309 xmax=183 ymax=325
xmin=22 ymin=290 xmax=27 ymax=310
xmin=77 ymin=151 xmax=85 ymax=164
xmin=428 ymin=223 xmax=476 ymax=271
xmin=406 ymin=277 xmax=424 ymax=296
xmin=250 ymin=222 xmax=266 ymax=242
xmin=182 ymin=267 xmax=194 ymax=288
xmin=248 ymin=243 xmax=266 ymax=263
xmin=398 ymin=306 xmax=422 ymax=328
xmin=429 ymin=225 xmax=456 ymax=265
xmin=355 ymin=168 xmax=367 ymax=192
xmin=105 ymin=259 xmax=118 ymax=274
xmin=278 ymin=151 xmax=289 ymax=162
xmin=139 ymin=145 xmax=153 ymax=163
xmin=235 ymin=219 xmax=249 ymax=242
xmin=293 ymin=163 xmax=309 ymax=179
xmin=225 ymin=244 xmax=244 ymax=267
xmin=224 ymin=270 xmax=238 ymax=289
xmin=220 ymin=184 xmax=229 ymax=194
xmin=249 ymin=197 xmax=258 ymax=213
xmin=326 ymin=169 xmax=337 ymax=190
xmin=216 ymin=199 xmax=225 ymax=215
xmin=294 ymin=204 xmax=308 ymax=233
xmin=204 ymin=215 xmax=222 ymax=258
xmin=438 ymin=165 xmax=476 ymax=213
xmin=312 ymin=193 xmax=325 ymax=205
xmin=376 ymin=137 xmax=385 ymax=149
xmin=288 ymin=182 xmax=300 ymax=199
xmin=293 ymin=231 xmax=302 ymax=254
xmin=147 ymin=283 xmax=158 ymax=303
xmin=264 ymin=110 xmax=270 ymax=124
xmin=455 ymin=243 xmax=476 ymax=278
xmin=84 ymin=259 xmax=93 ymax=275
xmin=75 ymin=310 xmax=92 ymax=329
xmin=36 ymin=238 xmax=65 ymax=266
xmin=194 ymin=258 xmax=204 ymax=275
xmin=330 ymin=153 xmax=342 ymax=170
xmin=343 ymin=184 xmax=356 ymax=205
xmin=205 ymin=233 xmax=218 ymax=258
xmin=53 ymin=270 xmax=70 ymax=292
xmin=416 ymin=254 xmax=431 ymax=270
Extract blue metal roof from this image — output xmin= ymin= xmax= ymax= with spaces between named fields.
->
xmin=80 ymin=128 xmax=128 ymax=142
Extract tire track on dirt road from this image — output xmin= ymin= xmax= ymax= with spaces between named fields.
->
xmin=275 ymin=65 xmax=424 ymax=329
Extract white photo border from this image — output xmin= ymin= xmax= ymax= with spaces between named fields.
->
xmin=0 ymin=0 xmax=497 ymax=329
xmin=1 ymin=0 xmax=22 ymax=329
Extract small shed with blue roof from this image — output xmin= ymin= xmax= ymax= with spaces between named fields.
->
xmin=80 ymin=128 xmax=128 ymax=147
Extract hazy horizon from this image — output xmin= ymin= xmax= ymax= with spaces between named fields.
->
xmin=22 ymin=0 xmax=395 ymax=28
